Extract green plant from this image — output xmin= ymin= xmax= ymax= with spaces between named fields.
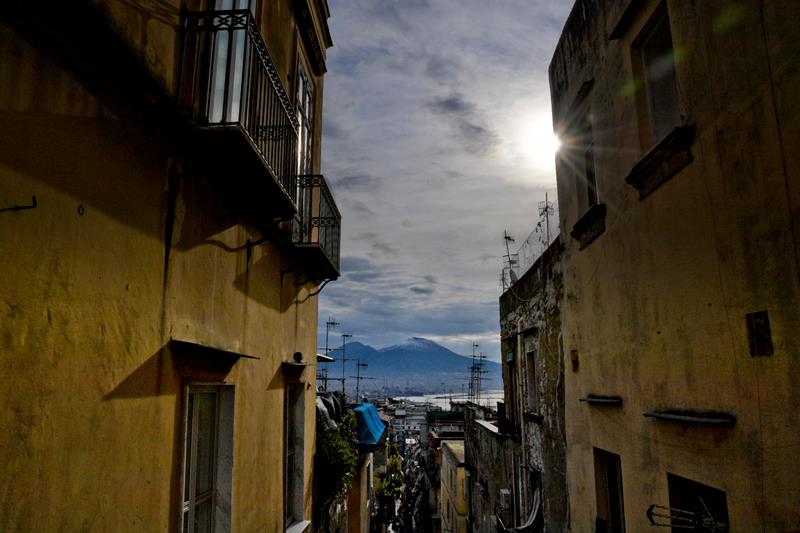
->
xmin=315 ymin=411 xmax=358 ymax=509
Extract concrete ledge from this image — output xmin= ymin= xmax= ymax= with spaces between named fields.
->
xmin=624 ymin=124 xmax=696 ymax=200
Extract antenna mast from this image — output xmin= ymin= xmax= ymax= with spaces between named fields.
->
xmin=350 ymin=360 xmax=374 ymax=401
xmin=340 ymin=333 xmax=353 ymax=395
xmin=319 ymin=317 xmax=340 ymax=390
xmin=537 ymin=192 xmax=556 ymax=249
xmin=501 ymin=231 xmax=518 ymax=291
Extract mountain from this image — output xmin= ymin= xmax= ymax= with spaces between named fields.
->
xmin=323 ymin=337 xmax=502 ymax=395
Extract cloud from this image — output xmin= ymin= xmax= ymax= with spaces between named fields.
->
xmin=319 ymin=0 xmax=573 ymax=361
xmin=372 ymin=242 xmax=398 ymax=255
xmin=426 ymin=92 xmax=499 ymax=155
xmin=428 ymin=93 xmax=473 ymax=115
xmin=343 ymin=199 xmax=375 ymax=217
xmin=410 ymin=286 xmax=435 ymax=295
xmin=334 ymin=174 xmax=381 ymax=192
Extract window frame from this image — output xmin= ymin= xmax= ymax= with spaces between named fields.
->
xmin=284 ymin=381 xmax=307 ymax=530
xmin=295 ymin=57 xmax=316 ymax=176
xmin=525 ymin=348 xmax=539 ymax=413
xmin=594 ymin=447 xmax=625 ymax=533
xmin=631 ymin=2 xmax=681 ymax=150
xmin=180 ymin=383 xmax=235 ymax=533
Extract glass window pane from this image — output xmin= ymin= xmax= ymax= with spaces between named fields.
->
xmin=194 ymin=499 xmax=213 ymax=533
xmin=642 ymin=15 xmax=679 ymax=142
xmin=195 ymin=392 xmax=217 ymax=496
xmin=184 ymin=392 xmax=194 ymax=500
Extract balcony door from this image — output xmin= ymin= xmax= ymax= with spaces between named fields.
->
xmin=208 ymin=0 xmax=254 ymax=124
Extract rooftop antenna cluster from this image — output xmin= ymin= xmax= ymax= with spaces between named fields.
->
xmin=501 ymin=231 xmax=519 ymax=290
xmin=537 ymin=192 xmax=557 ymax=248
xmin=349 ymin=360 xmax=375 ymax=401
xmin=501 ymin=192 xmax=559 ymax=290
xmin=340 ymin=332 xmax=353 ymax=394
xmin=318 ymin=316 xmax=340 ymax=389
xmin=467 ymin=342 xmax=488 ymax=404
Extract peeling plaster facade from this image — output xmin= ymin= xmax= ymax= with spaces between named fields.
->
xmin=550 ymin=0 xmax=800 ymax=531
xmin=499 ymin=238 xmax=568 ymax=532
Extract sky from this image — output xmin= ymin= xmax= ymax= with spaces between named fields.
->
xmin=318 ymin=0 xmax=574 ymax=361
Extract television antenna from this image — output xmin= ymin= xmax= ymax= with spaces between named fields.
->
xmin=537 ymin=192 xmax=556 ymax=247
xmin=350 ymin=360 xmax=375 ymax=401
xmin=501 ymin=231 xmax=519 ymax=290
xmin=318 ymin=316 xmax=340 ymax=389
xmin=340 ymin=333 xmax=353 ymax=395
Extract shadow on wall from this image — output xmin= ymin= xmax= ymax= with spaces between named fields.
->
xmin=103 ymin=341 xmax=248 ymax=401
xmin=0 ymin=111 xmax=169 ymax=239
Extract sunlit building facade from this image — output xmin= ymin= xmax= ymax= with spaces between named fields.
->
xmin=0 ymin=0 xmax=339 ymax=530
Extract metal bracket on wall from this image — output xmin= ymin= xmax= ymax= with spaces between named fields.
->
xmin=0 ymin=196 xmax=37 ymax=213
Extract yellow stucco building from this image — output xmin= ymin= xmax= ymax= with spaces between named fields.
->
xmin=551 ymin=0 xmax=799 ymax=531
xmin=0 ymin=0 xmax=338 ymax=531
xmin=440 ymin=440 xmax=466 ymax=533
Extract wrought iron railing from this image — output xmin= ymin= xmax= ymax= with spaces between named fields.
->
xmin=296 ymin=175 xmax=341 ymax=274
xmin=178 ymin=9 xmax=298 ymax=205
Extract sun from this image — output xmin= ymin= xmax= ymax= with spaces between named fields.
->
xmin=520 ymin=115 xmax=561 ymax=172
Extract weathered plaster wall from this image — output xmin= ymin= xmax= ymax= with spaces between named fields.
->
xmin=347 ymin=452 xmax=372 ymax=533
xmin=0 ymin=7 xmax=324 ymax=531
xmin=549 ymin=0 xmax=800 ymax=531
xmin=499 ymin=239 xmax=567 ymax=533
xmin=440 ymin=440 xmax=467 ymax=533
xmin=464 ymin=409 xmax=516 ymax=533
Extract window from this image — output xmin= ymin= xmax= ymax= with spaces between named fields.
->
xmin=746 ymin=310 xmax=773 ymax=357
xmin=585 ymin=140 xmax=598 ymax=207
xmin=208 ymin=0 xmax=255 ymax=123
xmin=667 ymin=474 xmax=729 ymax=532
xmin=181 ymin=385 xmax=235 ymax=533
xmin=525 ymin=349 xmax=538 ymax=412
xmin=567 ymin=101 xmax=606 ymax=249
xmin=285 ymin=382 xmax=306 ymax=529
xmin=594 ymin=448 xmax=625 ymax=533
xmin=296 ymin=60 xmax=315 ymax=176
xmin=568 ymin=109 xmax=598 ymax=214
xmin=634 ymin=3 xmax=680 ymax=147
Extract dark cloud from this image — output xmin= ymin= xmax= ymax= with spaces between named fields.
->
xmin=322 ymin=118 xmax=346 ymax=140
xmin=428 ymin=93 xmax=473 ymax=115
xmin=372 ymin=242 xmax=398 ymax=255
xmin=426 ymin=93 xmax=499 ymax=155
xmin=344 ymin=200 xmax=376 ymax=217
xmin=423 ymin=275 xmax=438 ymax=284
xmin=458 ymin=119 xmax=499 ymax=155
xmin=340 ymin=255 xmax=377 ymax=272
xmin=410 ymin=286 xmax=435 ymax=295
xmin=424 ymin=55 xmax=462 ymax=85
xmin=332 ymin=46 xmax=392 ymax=76
xmin=334 ymin=174 xmax=380 ymax=191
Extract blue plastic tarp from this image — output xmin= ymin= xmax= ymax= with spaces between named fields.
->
xmin=353 ymin=403 xmax=386 ymax=447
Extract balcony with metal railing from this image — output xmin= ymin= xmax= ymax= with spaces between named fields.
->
xmin=177 ymin=9 xmax=298 ymax=218
xmin=294 ymin=175 xmax=341 ymax=279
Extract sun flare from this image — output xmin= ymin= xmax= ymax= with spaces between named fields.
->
xmin=508 ymin=112 xmax=561 ymax=174
xmin=522 ymin=118 xmax=560 ymax=171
